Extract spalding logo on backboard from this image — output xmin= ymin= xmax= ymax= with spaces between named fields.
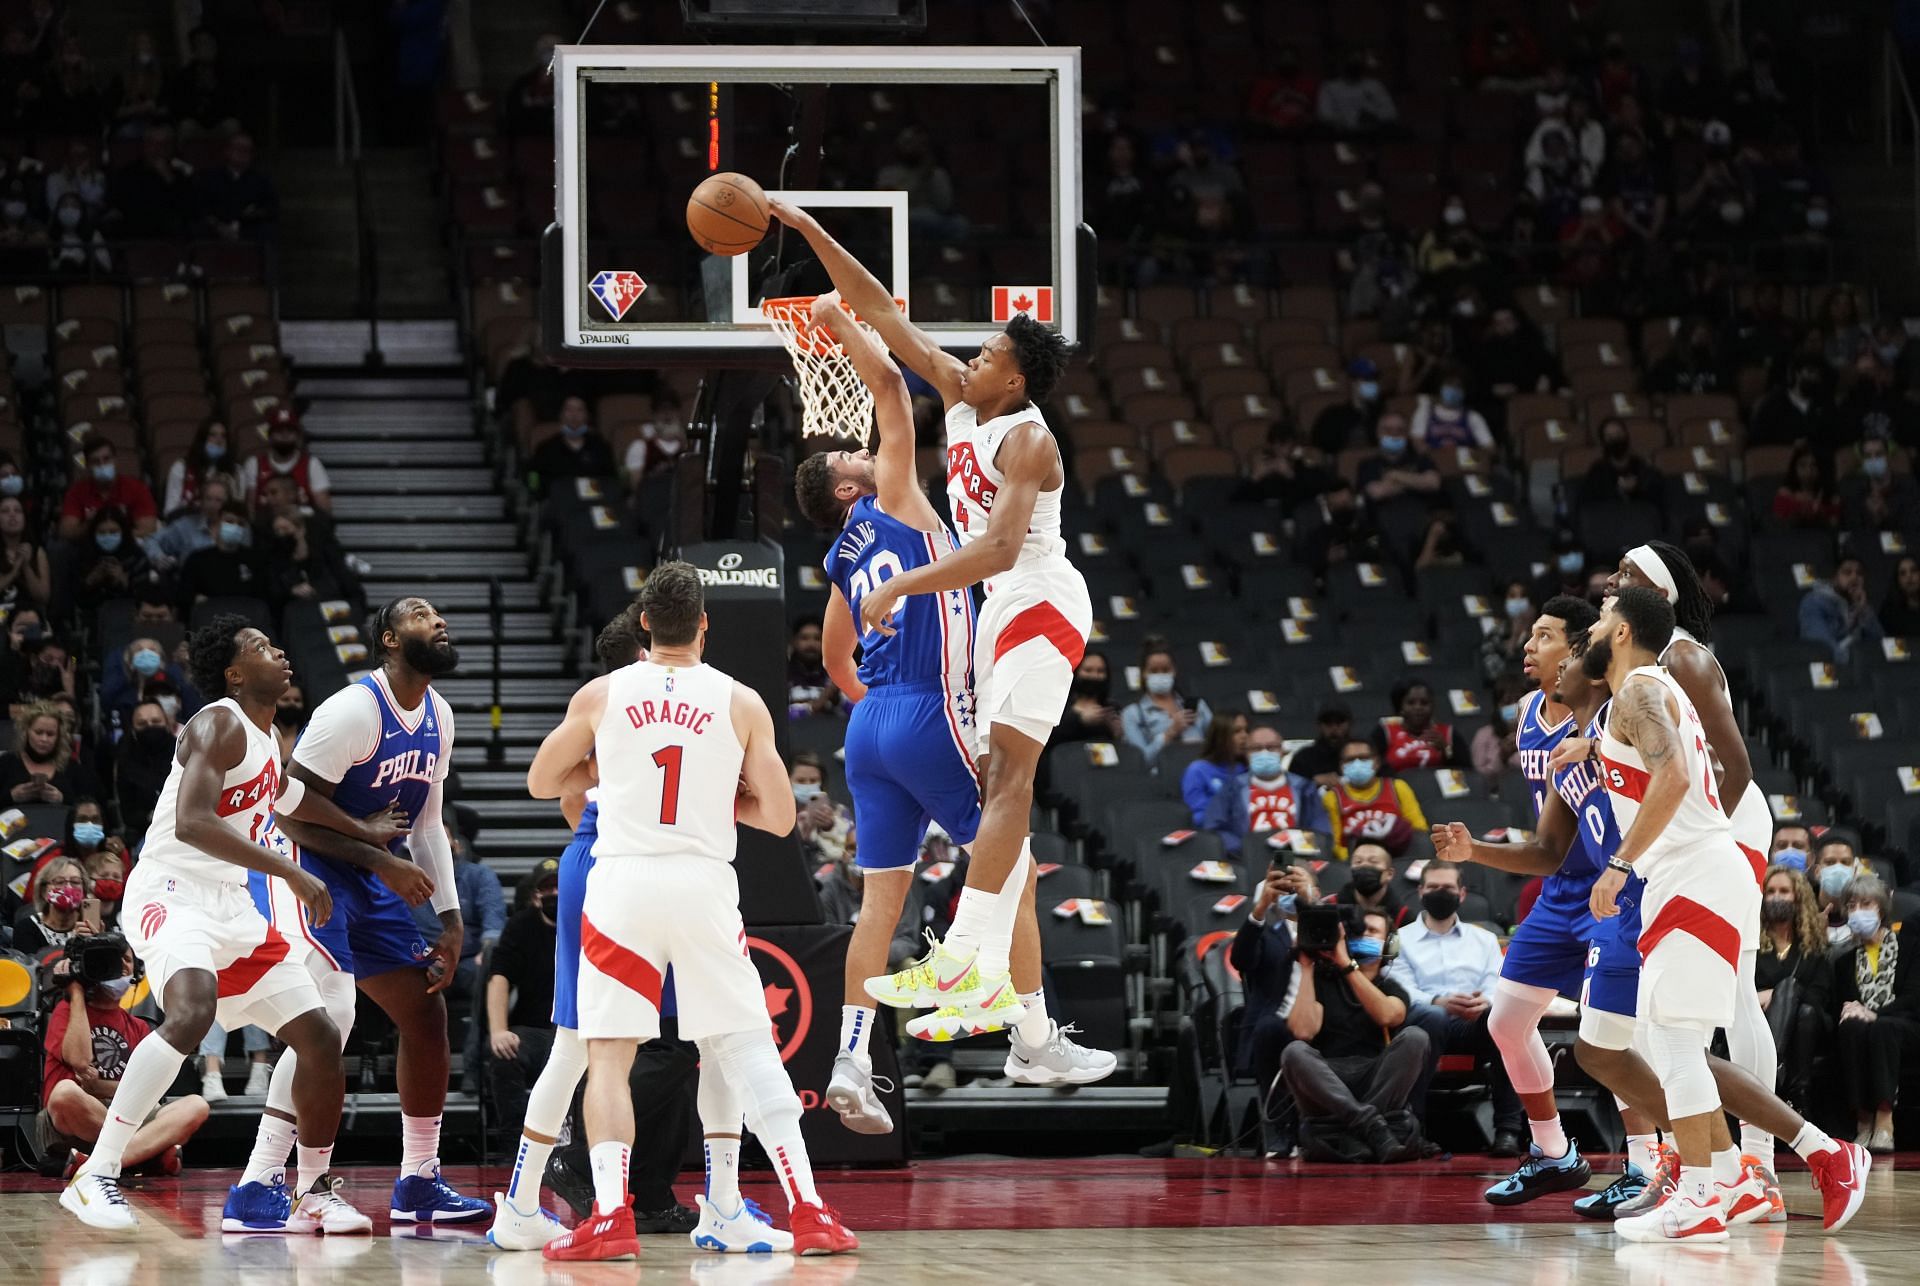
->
xmin=589 ymin=270 xmax=648 ymax=321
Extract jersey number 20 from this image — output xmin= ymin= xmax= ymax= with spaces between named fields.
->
xmin=846 ymin=550 xmax=903 ymax=626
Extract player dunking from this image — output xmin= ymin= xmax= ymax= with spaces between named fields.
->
xmin=771 ymin=201 xmax=1092 ymax=1044
xmin=62 ymin=618 xmax=398 ymax=1230
xmin=527 ymin=563 xmax=856 ymax=1261
xmin=230 ymin=596 xmax=489 ymax=1227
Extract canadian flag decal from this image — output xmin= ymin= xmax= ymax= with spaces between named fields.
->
xmin=992 ymin=285 xmax=1054 ymax=323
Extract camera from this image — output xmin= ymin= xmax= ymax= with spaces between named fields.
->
xmin=64 ymin=932 xmax=131 ymax=985
xmin=1295 ymin=905 xmax=1344 ymax=954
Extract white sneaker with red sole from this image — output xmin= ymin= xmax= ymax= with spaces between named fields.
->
xmin=1615 ymin=1191 xmax=1730 ymax=1243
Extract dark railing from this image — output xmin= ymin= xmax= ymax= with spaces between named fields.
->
xmin=335 ymin=18 xmax=381 ymax=365
xmin=487 ymin=575 xmax=505 ymax=768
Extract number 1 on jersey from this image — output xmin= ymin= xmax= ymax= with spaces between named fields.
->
xmin=653 ymin=744 xmax=683 ymax=826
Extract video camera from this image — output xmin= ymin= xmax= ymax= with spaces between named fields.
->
xmin=63 ymin=932 xmax=131 ymax=986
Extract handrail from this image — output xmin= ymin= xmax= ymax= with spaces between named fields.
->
xmin=487 ymin=576 xmax=504 ymax=767
xmin=335 ymin=19 xmax=380 ymax=363
xmin=1886 ymin=35 xmax=1920 ymax=260
xmin=334 ymin=25 xmax=362 ymax=168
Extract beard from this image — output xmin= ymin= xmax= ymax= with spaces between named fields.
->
xmin=1581 ymin=635 xmax=1612 ymax=680
xmin=401 ymin=635 xmax=460 ymax=677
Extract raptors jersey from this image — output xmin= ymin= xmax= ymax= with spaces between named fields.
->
xmin=825 ymin=494 xmax=973 ymax=691
xmin=1596 ymin=667 xmax=1730 ymax=879
xmin=592 ymin=661 xmax=743 ymax=863
xmin=944 ymin=401 xmax=1067 ymax=580
xmin=1661 ymin=625 xmax=1771 ymax=881
xmin=142 ymin=698 xmax=281 ymax=886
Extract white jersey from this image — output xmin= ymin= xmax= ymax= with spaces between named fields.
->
xmin=141 ymin=697 xmax=282 ymax=886
xmin=944 ymin=401 xmax=1068 ymax=584
xmin=1659 ymin=625 xmax=1772 ymax=876
xmin=1596 ymin=666 xmax=1732 ymax=880
xmin=591 ymin=660 xmax=743 ymax=863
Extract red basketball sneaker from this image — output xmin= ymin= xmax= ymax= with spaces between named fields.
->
xmin=543 ymin=1201 xmax=639 ymax=1262
xmin=1807 ymin=1141 xmax=1872 ymax=1232
xmin=789 ymin=1202 xmax=858 ymax=1255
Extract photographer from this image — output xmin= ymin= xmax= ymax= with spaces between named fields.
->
xmin=1279 ymin=907 xmax=1428 ymax=1162
xmin=40 ymin=935 xmax=209 ymax=1173
xmin=1231 ymin=861 xmax=1318 ymax=1097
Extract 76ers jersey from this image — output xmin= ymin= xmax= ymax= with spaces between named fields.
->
xmin=141 ymin=698 xmax=281 ymax=886
xmin=944 ymin=401 xmax=1067 ymax=575
xmin=294 ymin=670 xmax=453 ymax=857
xmin=593 ymin=661 xmax=743 ymax=863
xmin=1515 ymin=688 xmax=1575 ymax=823
xmin=825 ymin=495 xmax=973 ymax=690
xmin=1539 ymin=708 xmax=1620 ymax=906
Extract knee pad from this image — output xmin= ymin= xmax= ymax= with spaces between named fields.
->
xmin=1645 ymin=1021 xmax=1719 ymax=1120
xmin=703 ymin=1029 xmax=802 ymax=1138
xmin=1488 ymin=980 xmax=1559 ymax=1095
xmin=522 ymin=1027 xmax=589 ymax=1137
xmin=695 ymin=1039 xmax=745 ymax=1135
xmin=318 ymin=971 xmax=357 ymax=1047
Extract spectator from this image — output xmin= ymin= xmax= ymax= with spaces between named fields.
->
xmin=1287 ymin=701 xmax=1352 ymax=788
xmin=272 ymin=682 xmax=306 ymax=764
xmin=2 ymin=699 xmax=90 ymax=808
xmin=816 ymin=841 xmax=923 ymax=969
xmin=1678 ymin=120 xmax=1753 ymax=241
xmin=44 ymin=140 xmax=107 ymax=223
xmin=109 ymin=30 xmax=168 ymax=138
xmin=1838 ymin=362 xmax=1920 ymax=455
xmin=1246 ymin=44 xmax=1318 ymax=134
xmin=1727 ymin=33 xmax=1790 ymax=138
xmin=1842 ymin=433 xmax=1920 ymax=532
xmin=0 ymin=607 xmax=48 ymax=709
xmin=1400 ymin=318 xmax=1456 ymax=398
xmin=1473 ymin=307 xmax=1562 ymax=404
xmin=8 ymin=633 xmax=76 ymax=716
xmin=36 ymin=39 xmax=109 ymax=140
xmin=1558 ymin=193 xmax=1623 ymax=297
xmin=1323 ymin=743 xmax=1426 ymax=860
xmin=526 ymin=396 xmax=617 ymax=495
xmin=1799 ymin=555 xmax=1883 ymax=664
xmin=1527 ymin=95 xmax=1605 ymax=178
xmin=501 ymin=34 xmax=558 ymax=136
xmin=1812 ymin=836 xmax=1860 ymax=946
xmin=163 ymin=421 xmax=246 ymax=518
xmin=13 ymin=856 xmax=96 ymax=955
xmin=147 ymin=474 xmax=241 ymax=571
xmin=1335 ymin=182 xmax=1414 ymax=321
xmin=1294 ymin=478 xmax=1385 ymax=580
xmin=72 ymin=804 xmax=127 ymax=894
xmin=263 ymin=508 xmax=363 ymax=615
xmin=167 ymin=26 xmax=239 ymax=136
xmin=1310 ymin=359 xmax=1384 ymax=454
xmin=1230 ymin=863 xmax=1317 ymax=1102
xmin=253 ymin=472 xmax=339 ymax=551
xmin=61 ymin=436 xmax=158 ymax=541
xmin=1414 ymin=511 xmax=1465 ymax=571
xmin=1471 ymin=674 xmax=1530 ymax=779
xmin=791 ymin=751 xmax=852 ymax=865
xmin=1754 ymin=357 xmax=1837 ymax=453
xmin=1201 ymin=723 xmax=1329 ymax=855
xmin=198 ymin=131 xmax=275 ymax=242
xmin=1089 ymin=130 xmax=1159 ymax=267
xmin=1410 ymin=368 xmax=1494 ymax=452
xmin=1770 ymin=444 xmax=1841 ymax=528
xmin=1316 ymin=50 xmax=1396 ymax=134
xmin=1391 ymin=861 xmax=1523 ymax=1145
xmin=786 ymin=616 xmax=839 ymax=720
xmin=1881 ymin=556 xmax=1920 ymax=637
xmin=1122 ymin=641 xmax=1212 ymax=766
xmin=1482 ymin=581 xmax=1536 ymax=680
xmin=199 ymin=1020 xmax=272 ymax=1101
xmin=1721 ymin=279 xmax=1796 ymax=379
xmin=177 ymin=499 xmax=262 ymax=606
xmin=245 ymin=409 xmax=333 ymax=512
xmin=876 ymin=126 xmax=964 ymax=241
xmin=411 ymin=825 xmax=505 ymax=1003
xmin=112 ymin=698 xmax=175 ymax=840
xmin=45 ymin=190 xmax=110 ymax=274
xmin=108 ymin=123 xmax=197 ymax=239
xmin=1591 ymin=31 xmax=1648 ymax=118
xmin=1532 ymin=532 xmax=1590 ymax=608
xmin=1650 ymin=316 xmax=1725 ymax=394
xmin=1356 ymin=413 xmax=1441 ymax=506
xmin=1051 ymin=651 xmax=1123 ymax=746
xmin=620 ymin=408 xmax=686 ymax=485
xmin=1818 ymin=287 xmax=1872 ymax=371
xmin=1466 ymin=17 xmax=1544 ymax=90
xmin=100 ymin=637 xmax=197 ymax=733
xmin=1280 ymin=907 xmax=1426 ymax=1162
xmin=1660 ymin=38 xmax=1724 ymax=139
xmin=1576 ymin=417 xmax=1665 ymax=513
xmin=1831 ymin=873 xmax=1916 ymax=1153
xmin=1167 ymin=131 xmax=1247 ymax=263
xmin=1181 ymin=708 xmax=1249 ymax=826
xmin=1756 ymin=863 xmax=1833 ymax=1111
xmin=0 ymin=494 xmax=49 ymax=613
xmin=0 ymin=172 xmax=46 ymax=258
xmin=1526 ymin=126 xmax=1590 ymax=229
xmin=41 ymin=941 xmax=209 ymax=1172
xmin=1372 ymin=680 xmax=1467 ymax=773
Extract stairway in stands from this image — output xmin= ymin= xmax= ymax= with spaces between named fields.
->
xmin=284 ymin=320 xmax=581 ymax=879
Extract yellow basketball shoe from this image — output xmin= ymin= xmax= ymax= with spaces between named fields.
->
xmin=904 ymin=970 xmax=1026 ymax=1041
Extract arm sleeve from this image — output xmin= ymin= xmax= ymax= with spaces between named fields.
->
xmin=412 ymin=779 xmax=460 ymax=916
xmin=290 ymin=685 xmax=380 ymax=783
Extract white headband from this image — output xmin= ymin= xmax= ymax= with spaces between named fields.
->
xmin=1625 ymin=544 xmax=1678 ymax=602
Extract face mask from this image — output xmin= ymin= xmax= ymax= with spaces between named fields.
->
xmin=220 ymin=520 xmax=248 ymax=545
xmin=156 ymin=694 xmax=181 ymax=720
xmin=1421 ymin=888 xmax=1461 ymax=920
xmin=1604 ymin=438 xmax=1630 ymax=459
xmin=1806 ymin=207 xmax=1830 ymax=230
xmin=536 ymin=894 xmax=559 ymax=918
xmin=133 ymin=726 xmax=174 ymax=752
xmin=1349 ymin=865 xmax=1384 ymax=895
xmin=56 ymin=205 xmax=81 ymax=228
xmin=1071 ymin=676 xmax=1110 ymax=703
xmin=274 ymin=705 xmax=304 ymax=728
xmin=1848 ymin=908 xmax=1881 ymax=939
xmin=1348 ymin=937 xmax=1384 ymax=963
xmin=131 ymin=648 xmax=162 ymax=676
xmin=792 ymin=782 xmax=822 ymax=805
xmin=1557 ymin=551 xmax=1584 ymax=575
xmin=1863 ymin=456 xmax=1889 ymax=481
xmin=1819 ymin=863 xmax=1855 ymax=898
xmin=90 ymin=877 xmax=123 ymax=901
xmin=1443 ymin=205 xmax=1466 ymax=226
xmin=1772 ymin=846 xmax=1807 ymax=871
xmin=1440 ymin=385 xmax=1466 ymax=408
xmin=1378 ymin=435 xmax=1407 ymax=456
xmin=1276 ymin=892 xmax=1298 ymax=917
xmin=1453 ymin=299 xmax=1476 ymax=319
xmin=99 ymin=975 xmax=133 ymax=998
xmin=1762 ymin=896 xmax=1795 ymax=924
xmin=1356 ymin=379 xmax=1380 ymax=402
xmin=1719 ymin=200 xmax=1745 ymax=225
xmin=47 ymin=884 xmax=83 ymax=911
xmin=1341 ymin=759 xmax=1377 ymax=788
xmin=91 ymin=463 xmax=115 ymax=484
xmin=1248 ymin=750 xmax=1284 ymax=779
xmin=1498 ymin=702 xmax=1520 ymax=723
xmin=1145 ymin=672 xmax=1175 ymax=696
xmin=1504 ymin=596 xmax=1530 ymax=619
xmin=95 ymin=531 xmax=120 ymax=552
xmin=562 ymin=422 xmax=589 ymax=439
xmin=0 ymin=475 xmax=20 ymax=496
xmin=204 ymin=441 xmax=226 ymax=460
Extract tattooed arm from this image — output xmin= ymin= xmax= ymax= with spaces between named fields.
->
xmin=1589 ymin=675 xmax=1687 ymax=920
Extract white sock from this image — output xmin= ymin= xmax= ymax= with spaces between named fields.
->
xmin=400 ymin=1113 xmax=441 ymax=1179
xmin=839 ymin=1005 xmax=876 ymax=1060
xmin=242 ymin=1114 xmax=297 ymax=1187
xmin=1528 ymin=1116 xmax=1568 ymax=1160
xmin=974 ymin=842 xmax=1032 ymax=979
xmin=1790 ymin=1121 xmax=1840 ymax=1160
xmin=1013 ymin=990 xmax=1051 ymax=1047
xmin=86 ymin=1035 xmax=188 ymax=1177
xmin=946 ymin=887 xmax=997 ymax=956
xmin=767 ymin=1138 xmax=820 ymax=1208
xmin=589 ymin=1141 xmax=629 ymax=1216
xmin=1711 ymin=1146 xmax=1741 ymax=1187
xmin=1740 ymin=1121 xmax=1775 ymax=1169
xmin=704 ymin=1135 xmax=740 ymax=1210
xmin=1680 ymin=1165 xmax=1714 ymax=1205
xmin=505 ymin=1134 xmax=555 ymax=1215
xmin=1625 ymin=1133 xmax=1658 ymax=1174
xmin=295 ymin=1143 xmax=333 ymax=1196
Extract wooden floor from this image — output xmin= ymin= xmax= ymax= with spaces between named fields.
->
xmin=0 ymin=1156 xmax=1914 ymax=1284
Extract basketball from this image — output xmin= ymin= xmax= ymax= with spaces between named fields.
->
xmin=686 ymin=171 xmax=770 ymax=256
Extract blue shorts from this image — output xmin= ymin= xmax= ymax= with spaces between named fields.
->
xmin=295 ymin=849 xmax=430 ymax=979
xmin=552 ymin=828 xmax=675 ymax=1029
xmin=1581 ymin=875 xmax=1645 ymax=1019
xmin=843 ymin=679 xmax=980 ymax=870
xmin=1501 ymin=891 xmax=1600 ymax=1000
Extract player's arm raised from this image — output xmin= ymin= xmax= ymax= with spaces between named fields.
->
xmin=812 ymin=292 xmax=944 ymax=531
xmin=822 ymin=586 xmax=867 ymax=704
xmin=1664 ymin=645 xmax=1752 ymax=819
xmin=173 ymin=707 xmax=333 ymax=926
xmin=768 ymin=199 xmax=966 ymax=405
xmin=528 ymin=676 xmax=608 ymax=799
xmin=858 ymin=423 xmax=1051 ymax=636
xmin=1433 ymin=789 xmax=1576 ymax=877
xmin=731 ymin=681 xmax=797 ymax=836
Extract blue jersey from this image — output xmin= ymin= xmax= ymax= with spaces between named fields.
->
xmin=825 ymin=495 xmax=973 ymax=690
xmin=1515 ymin=687 xmax=1576 ymax=823
xmin=320 ymin=673 xmax=451 ymax=856
xmin=1539 ymin=703 xmax=1621 ymax=905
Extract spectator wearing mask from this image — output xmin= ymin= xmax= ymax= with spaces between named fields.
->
xmin=272 ymin=682 xmax=306 ymax=763
xmin=0 ymin=607 xmax=48 ymax=708
xmin=1202 ymin=723 xmax=1329 ymax=856
xmin=1310 ymin=359 xmax=1384 ymax=454
xmin=1772 ymin=444 xmax=1842 ymax=528
xmin=1482 ymin=582 xmax=1536 ymax=681
xmin=791 ymin=751 xmax=853 ymax=864
xmin=1842 ymin=434 xmax=1920 ymax=533
xmin=1471 ymin=674 xmax=1529 ymax=779
xmin=1532 ymin=532 xmax=1589 ymax=608
xmin=1410 ymin=368 xmax=1494 ymax=452
xmin=1800 ymin=555 xmax=1883 ymax=664
xmin=621 ymin=410 xmax=686 ymax=484
xmin=1391 ymin=861 xmax=1523 ymax=1147
xmin=1122 ymin=642 xmax=1212 ymax=767
xmin=1577 ymin=416 xmax=1665 ymax=514
xmin=177 ymin=500 xmax=261 ymax=607
xmin=1525 ymin=126 xmax=1590 ymax=230
xmin=0 ymin=493 xmax=49 ymax=612
xmin=11 ymin=633 xmax=76 ymax=715
xmin=45 ymin=190 xmax=110 ymax=275
xmin=13 ymin=856 xmax=98 ymax=955
xmin=1287 ymin=702 xmax=1352 ymax=788
xmin=1231 ymin=862 xmax=1317 ymax=1097
xmin=61 ymin=436 xmax=158 ymax=541
xmin=1678 ymin=119 xmax=1752 ymax=240
xmin=147 ymin=474 xmax=242 ymax=571
xmin=1881 ymin=556 xmax=1920 ymax=638
xmin=1323 ymin=744 xmax=1426 ymax=860
xmin=1316 ymin=51 xmax=1397 ymax=134
xmin=1280 ymin=908 xmax=1426 ymax=1162
xmin=77 ymin=509 xmax=156 ymax=614
xmin=1335 ymin=183 xmax=1415 ymax=321
xmin=1051 ymin=651 xmax=1122 ymax=746
xmin=1810 ymin=834 xmax=1861 ymax=945
xmin=1831 ymin=873 xmax=1917 ymax=1153
xmin=1372 ymin=680 xmax=1466 ymax=773
xmin=1 ymin=700 xmax=92 ymax=807
xmin=1181 ymin=709 xmax=1249 ymax=825
xmin=1606 ymin=131 xmax=1669 ymax=247
xmin=245 ymin=409 xmax=332 ymax=512
xmin=44 ymin=139 xmax=108 ymax=221
xmin=1650 ymin=317 xmax=1726 ymax=394
xmin=112 ymin=698 xmax=176 ymax=840
xmin=1294 ymin=479 xmax=1384 ymax=581
xmin=1414 ymin=195 xmax=1486 ymax=286
xmin=1750 ymin=356 xmax=1831 ymax=448
xmin=100 ymin=636 xmax=196 ymax=732
xmin=109 ymin=30 xmax=168 ymax=137
xmin=41 ymin=942 xmax=208 ymax=1174
xmin=75 ymin=812 xmax=127 ymax=920
xmin=786 ymin=616 xmax=840 ymax=720
xmin=1333 ymin=842 xmax=1411 ymax=926
xmin=526 ymin=396 xmax=617 ymax=494
xmin=262 ymin=508 xmax=363 ymax=616
xmin=162 ymin=420 xmax=248 ymax=517
xmin=1755 ymin=863 xmax=1833 ymax=1111
xmin=1356 ymin=413 xmax=1441 ymax=506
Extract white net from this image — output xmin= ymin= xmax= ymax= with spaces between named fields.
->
xmin=762 ymin=296 xmax=898 ymax=441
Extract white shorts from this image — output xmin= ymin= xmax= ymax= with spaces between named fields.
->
xmin=972 ymin=562 xmax=1092 ymax=756
xmin=1730 ymin=781 xmax=1773 ymax=883
xmin=123 ymin=860 xmax=327 ymax=1036
xmin=575 ymin=855 xmax=771 ymax=1044
xmin=1635 ymin=839 xmax=1761 ymax=1030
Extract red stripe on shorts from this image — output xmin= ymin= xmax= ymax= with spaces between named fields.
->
xmin=581 ymin=916 xmax=664 ymax=1008
xmin=1637 ymin=894 xmax=1741 ymax=970
xmin=1736 ymin=842 xmax=1765 ymax=885
xmin=217 ymin=924 xmax=291 ymax=994
xmin=992 ymin=600 xmax=1085 ymax=668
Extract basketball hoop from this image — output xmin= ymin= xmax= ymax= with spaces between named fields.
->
xmin=762 ymin=295 xmax=906 ymax=440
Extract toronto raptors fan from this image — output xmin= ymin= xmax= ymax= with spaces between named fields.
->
xmin=526 ymin=563 xmax=856 ymax=1261
xmin=1200 ymin=722 xmax=1329 ymax=852
xmin=770 ymin=200 xmax=1095 ymax=1045
xmin=61 ymin=617 xmax=401 ymax=1231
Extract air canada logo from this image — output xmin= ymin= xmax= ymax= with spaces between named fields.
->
xmin=747 ymin=935 xmax=811 ymax=1063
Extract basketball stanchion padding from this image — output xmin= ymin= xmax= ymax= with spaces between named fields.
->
xmin=762 ymin=295 xmax=908 ymax=441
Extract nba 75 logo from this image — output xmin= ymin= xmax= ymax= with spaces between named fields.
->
xmin=589 ymin=270 xmax=648 ymax=322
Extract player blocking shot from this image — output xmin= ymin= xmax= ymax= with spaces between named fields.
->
xmin=526 ymin=563 xmax=856 ymax=1261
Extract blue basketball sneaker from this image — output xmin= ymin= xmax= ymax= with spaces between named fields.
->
xmin=222 ymin=1173 xmax=295 ymax=1232
xmin=689 ymin=1194 xmax=794 ymax=1253
xmin=1574 ymin=1159 xmax=1648 ymax=1219
xmin=391 ymin=1165 xmax=492 ymax=1223
xmin=1483 ymin=1139 xmax=1591 ymax=1206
